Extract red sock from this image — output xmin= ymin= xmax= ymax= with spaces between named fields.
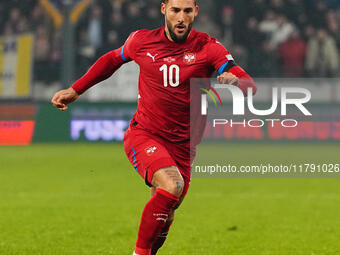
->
xmin=151 ymin=223 xmax=172 ymax=255
xmin=135 ymin=189 xmax=179 ymax=253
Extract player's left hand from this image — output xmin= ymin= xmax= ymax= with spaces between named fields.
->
xmin=217 ymin=72 xmax=239 ymax=85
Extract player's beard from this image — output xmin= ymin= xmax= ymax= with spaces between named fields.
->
xmin=166 ymin=20 xmax=193 ymax=44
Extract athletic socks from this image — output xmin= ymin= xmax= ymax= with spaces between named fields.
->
xmin=151 ymin=225 xmax=172 ymax=255
xmin=134 ymin=188 xmax=179 ymax=254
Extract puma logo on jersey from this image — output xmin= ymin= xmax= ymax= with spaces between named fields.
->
xmin=147 ymin=52 xmax=158 ymax=62
xmin=183 ymin=52 xmax=196 ymax=65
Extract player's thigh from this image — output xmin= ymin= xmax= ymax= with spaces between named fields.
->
xmin=124 ymin=127 xmax=178 ymax=187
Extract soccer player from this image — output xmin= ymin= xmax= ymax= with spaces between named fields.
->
xmin=51 ymin=0 xmax=257 ymax=254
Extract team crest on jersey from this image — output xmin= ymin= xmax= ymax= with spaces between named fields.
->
xmin=183 ymin=52 xmax=196 ymax=65
xmin=145 ymin=146 xmax=157 ymax=156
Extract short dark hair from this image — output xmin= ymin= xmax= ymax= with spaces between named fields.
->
xmin=163 ymin=0 xmax=197 ymax=5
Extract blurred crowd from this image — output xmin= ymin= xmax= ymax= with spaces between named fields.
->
xmin=0 ymin=0 xmax=61 ymax=83
xmin=237 ymin=0 xmax=340 ymax=78
xmin=1 ymin=0 xmax=340 ymax=85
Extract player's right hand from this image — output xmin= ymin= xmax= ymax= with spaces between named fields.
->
xmin=51 ymin=87 xmax=79 ymax=111
xmin=217 ymin=72 xmax=239 ymax=85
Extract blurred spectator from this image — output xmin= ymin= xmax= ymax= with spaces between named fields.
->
xmin=248 ymin=0 xmax=267 ymax=21
xmin=107 ymin=11 xmax=125 ymax=47
xmin=50 ymin=30 xmax=62 ymax=81
xmin=279 ymin=28 xmax=307 ymax=77
xmin=87 ymin=5 xmax=104 ymax=50
xmin=221 ymin=6 xmax=233 ymax=46
xmin=305 ymin=28 xmax=339 ymax=77
xmin=269 ymin=0 xmax=285 ymax=14
xmin=5 ymin=8 xmax=23 ymax=34
xmin=34 ymin=26 xmax=51 ymax=62
xmin=146 ymin=5 xmax=163 ymax=30
xmin=1 ymin=0 xmax=340 ymax=84
xmin=77 ymin=29 xmax=96 ymax=77
xmin=308 ymin=0 xmax=328 ymax=28
xmin=260 ymin=41 xmax=281 ymax=77
xmin=109 ymin=0 xmax=124 ymax=13
xmin=259 ymin=10 xmax=278 ymax=36
xmin=31 ymin=4 xmax=52 ymax=31
xmin=98 ymin=31 xmax=122 ymax=57
xmin=269 ymin=14 xmax=295 ymax=49
xmin=244 ymin=17 xmax=266 ymax=76
xmin=34 ymin=25 xmax=53 ymax=83
xmin=327 ymin=10 xmax=340 ymax=48
xmin=304 ymin=24 xmax=316 ymax=40
xmin=230 ymin=0 xmax=247 ymax=44
xmin=195 ymin=13 xmax=222 ymax=39
xmin=285 ymin=0 xmax=307 ymax=29
xmin=17 ymin=18 xmax=30 ymax=34
xmin=3 ymin=24 xmax=15 ymax=37
xmin=121 ymin=1 xmax=145 ymax=39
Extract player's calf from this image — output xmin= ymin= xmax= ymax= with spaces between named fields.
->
xmin=150 ymin=208 xmax=175 ymax=255
xmin=150 ymin=186 xmax=186 ymax=255
xmin=133 ymin=167 xmax=184 ymax=255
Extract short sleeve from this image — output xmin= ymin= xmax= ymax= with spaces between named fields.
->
xmin=207 ymin=39 xmax=235 ymax=75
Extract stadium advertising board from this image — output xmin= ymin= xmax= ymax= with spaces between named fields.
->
xmin=69 ymin=104 xmax=135 ymax=142
xmin=203 ymin=120 xmax=340 ymax=141
xmin=70 ymin=120 xmax=129 ymax=142
xmin=29 ymin=101 xmax=340 ymax=143
xmin=3 ymin=100 xmax=337 ymax=145
xmin=32 ymin=102 xmax=135 ymax=143
xmin=0 ymin=105 xmax=36 ymax=145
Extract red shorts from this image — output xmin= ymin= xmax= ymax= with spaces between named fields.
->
xmin=123 ymin=124 xmax=192 ymax=197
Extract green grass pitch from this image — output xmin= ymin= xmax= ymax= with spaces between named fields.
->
xmin=0 ymin=143 xmax=339 ymax=254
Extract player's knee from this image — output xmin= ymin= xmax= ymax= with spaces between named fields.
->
xmin=164 ymin=176 xmax=184 ymax=197
xmin=164 ymin=178 xmax=184 ymax=197
xmin=153 ymin=166 xmax=185 ymax=197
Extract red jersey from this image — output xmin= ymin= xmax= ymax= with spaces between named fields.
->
xmin=72 ymin=27 xmax=256 ymax=145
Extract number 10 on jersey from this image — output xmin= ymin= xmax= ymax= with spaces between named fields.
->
xmin=160 ymin=64 xmax=180 ymax=87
